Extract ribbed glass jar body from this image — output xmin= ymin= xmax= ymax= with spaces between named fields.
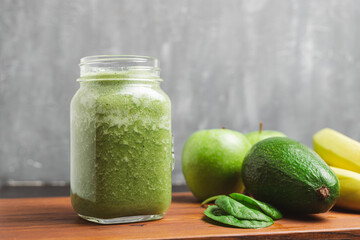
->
xmin=70 ymin=55 xmax=172 ymax=224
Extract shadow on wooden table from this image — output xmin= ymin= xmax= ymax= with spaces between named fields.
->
xmin=333 ymin=207 xmax=360 ymax=214
xmin=172 ymin=193 xmax=199 ymax=204
xmin=282 ymin=213 xmax=327 ymax=223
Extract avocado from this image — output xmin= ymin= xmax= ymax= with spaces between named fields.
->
xmin=242 ymin=137 xmax=340 ymax=214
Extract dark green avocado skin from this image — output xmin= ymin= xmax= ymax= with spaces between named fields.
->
xmin=242 ymin=137 xmax=340 ymax=214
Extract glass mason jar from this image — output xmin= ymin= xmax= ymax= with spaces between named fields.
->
xmin=70 ymin=55 xmax=173 ymax=224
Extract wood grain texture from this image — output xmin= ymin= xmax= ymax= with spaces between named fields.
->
xmin=1 ymin=192 xmax=360 ymax=239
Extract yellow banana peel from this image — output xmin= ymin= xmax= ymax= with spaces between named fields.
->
xmin=331 ymin=167 xmax=360 ymax=211
xmin=313 ymin=128 xmax=360 ymax=173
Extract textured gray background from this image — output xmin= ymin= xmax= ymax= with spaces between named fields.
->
xmin=1 ymin=0 xmax=360 ymax=186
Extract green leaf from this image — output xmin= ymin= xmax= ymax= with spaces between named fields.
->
xmin=201 ymin=195 xmax=225 ymax=206
xmin=204 ymin=205 xmax=273 ymax=229
xmin=229 ymin=193 xmax=282 ymax=220
xmin=215 ymin=196 xmax=273 ymax=222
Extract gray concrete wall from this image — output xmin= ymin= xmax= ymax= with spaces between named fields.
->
xmin=1 ymin=0 xmax=360 ymax=186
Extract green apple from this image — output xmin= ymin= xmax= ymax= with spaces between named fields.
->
xmin=181 ymin=128 xmax=251 ymax=201
xmin=245 ymin=122 xmax=286 ymax=146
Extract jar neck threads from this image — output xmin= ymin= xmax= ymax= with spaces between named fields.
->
xmin=78 ymin=55 xmax=161 ymax=82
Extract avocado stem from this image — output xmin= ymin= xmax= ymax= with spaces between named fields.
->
xmin=259 ymin=121 xmax=263 ymax=134
xmin=317 ymin=186 xmax=330 ymax=199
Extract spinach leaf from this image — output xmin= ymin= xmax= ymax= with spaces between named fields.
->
xmin=201 ymin=195 xmax=224 ymax=206
xmin=215 ymin=196 xmax=273 ymax=222
xmin=204 ymin=205 xmax=273 ymax=229
xmin=229 ymin=193 xmax=282 ymax=220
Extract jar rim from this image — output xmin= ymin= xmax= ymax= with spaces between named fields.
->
xmin=79 ymin=55 xmax=161 ymax=82
xmin=80 ymin=55 xmax=159 ymax=70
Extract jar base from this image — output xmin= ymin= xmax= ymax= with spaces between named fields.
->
xmin=78 ymin=213 xmax=164 ymax=224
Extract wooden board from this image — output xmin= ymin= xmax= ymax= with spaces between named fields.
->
xmin=2 ymin=192 xmax=360 ymax=239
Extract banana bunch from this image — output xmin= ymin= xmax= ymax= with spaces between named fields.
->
xmin=313 ymin=128 xmax=360 ymax=211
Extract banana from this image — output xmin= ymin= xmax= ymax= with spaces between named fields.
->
xmin=313 ymin=128 xmax=360 ymax=173
xmin=331 ymin=167 xmax=360 ymax=211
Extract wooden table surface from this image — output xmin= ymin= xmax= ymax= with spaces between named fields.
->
xmin=2 ymin=192 xmax=360 ymax=239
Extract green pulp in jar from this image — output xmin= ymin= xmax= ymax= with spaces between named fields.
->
xmin=70 ymin=71 xmax=172 ymax=219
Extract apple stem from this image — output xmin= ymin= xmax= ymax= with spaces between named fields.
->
xmin=259 ymin=121 xmax=263 ymax=134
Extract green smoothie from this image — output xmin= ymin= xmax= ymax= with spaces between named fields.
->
xmin=70 ymin=71 xmax=172 ymax=221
